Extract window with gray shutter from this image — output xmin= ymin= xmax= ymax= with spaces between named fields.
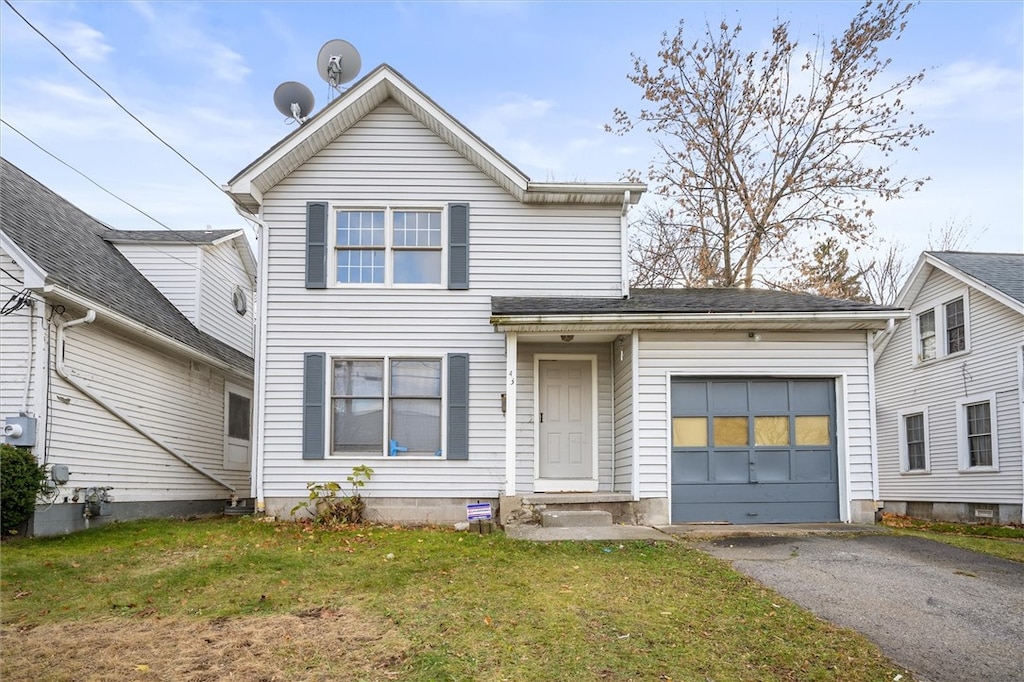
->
xmin=306 ymin=202 xmax=328 ymax=289
xmin=302 ymin=352 xmax=326 ymax=459
xmin=447 ymin=353 xmax=469 ymax=459
xmin=447 ymin=203 xmax=469 ymax=290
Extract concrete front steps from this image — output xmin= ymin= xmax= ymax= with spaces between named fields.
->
xmin=500 ymin=492 xmax=651 ymax=527
xmin=541 ymin=509 xmax=612 ymax=528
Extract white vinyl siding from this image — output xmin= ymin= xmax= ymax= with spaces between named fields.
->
xmin=198 ymin=240 xmax=255 ymax=355
xmin=635 ymin=331 xmax=874 ymax=520
xmin=613 ymin=335 xmax=635 ymax=495
xmin=0 ymin=253 xmax=34 ymax=437
xmin=112 ymin=243 xmax=200 ymax=322
xmin=257 ymin=102 xmax=625 ymax=502
xmin=45 ymin=321 xmax=250 ymax=502
xmin=876 ymin=267 xmax=1023 ymax=504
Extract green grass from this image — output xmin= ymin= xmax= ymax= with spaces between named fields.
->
xmin=2 ymin=517 xmax=912 ymax=681
xmin=880 ymin=514 xmax=1024 ymax=563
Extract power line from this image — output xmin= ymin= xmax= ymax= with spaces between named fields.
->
xmin=2 ymin=0 xmax=257 ymax=239
xmin=1 ymin=119 xmax=256 ymax=283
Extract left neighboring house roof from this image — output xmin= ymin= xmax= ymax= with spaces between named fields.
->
xmin=0 ymin=157 xmax=253 ymax=375
xmin=103 ymin=228 xmax=258 ymax=284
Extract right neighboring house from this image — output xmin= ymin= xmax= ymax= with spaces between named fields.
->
xmin=875 ymin=251 xmax=1024 ymax=525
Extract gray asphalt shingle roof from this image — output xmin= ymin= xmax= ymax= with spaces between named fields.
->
xmin=493 ymin=288 xmax=900 ymax=316
xmin=928 ymin=251 xmax=1024 ymax=304
xmin=102 ymin=229 xmax=241 ymax=244
xmin=1 ymin=158 xmax=253 ymax=375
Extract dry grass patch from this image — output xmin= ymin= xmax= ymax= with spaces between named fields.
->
xmin=1 ymin=607 xmax=409 ymax=682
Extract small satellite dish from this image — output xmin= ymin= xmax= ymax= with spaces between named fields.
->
xmin=317 ymin=39 xmax=361 ymax=89
xmin=273 ymin=81 xmax=315 ymax=123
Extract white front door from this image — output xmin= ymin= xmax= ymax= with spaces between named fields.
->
xmin=536 ymin=358 xmax=597 ymax=492
xmin=224 ymin=384 xmax=252 ymax=471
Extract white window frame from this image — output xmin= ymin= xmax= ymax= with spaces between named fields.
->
xmin=331 ymin=205 xmax=447 ymax=288
xmin=910 ymin=288 xmax=970 ymax=365
xmin=328 ymin=355 xmax=447 ymax=459
xmin=897 ymin=407 xmax=930 ymax=474
xmin=956 ymin=392 xmax=999 ymax=472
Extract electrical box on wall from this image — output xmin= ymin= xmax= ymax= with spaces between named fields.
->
xmin=2 ymin=414 xmax=36 ymax=447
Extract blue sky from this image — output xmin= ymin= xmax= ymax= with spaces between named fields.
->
xmin=1 ymin=1 xmax=1021 ymax=261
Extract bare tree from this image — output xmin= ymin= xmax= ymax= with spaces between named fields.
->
xmin=855 ymin=218 xmax=981 ymax=304
xmin=611 ymin=0 xmax=931 ymax=289
xmin=858 ymin=238 xmax=908 ymax=304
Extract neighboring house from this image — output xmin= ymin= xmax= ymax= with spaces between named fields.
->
xmin=875 ymin=251 xmax=1024 ymax=525
xmin=226 ymin=64 xmax=903 ymax=527
xmin=0 ymin=158 xmax=256 ymax=535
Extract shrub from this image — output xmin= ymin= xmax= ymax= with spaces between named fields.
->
xmin=291 ymin=465 xmax=373 ymax=526
xmin=1 ymin=443 xmax=47 ymax=535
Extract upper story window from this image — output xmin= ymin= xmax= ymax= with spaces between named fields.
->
xmin=945 ymin=297 xmax=965 ymax=354
xmin=912 ymin=291 xmax=969 ymax=365
xmin=335 ymin=209 xmax=442 ymax=285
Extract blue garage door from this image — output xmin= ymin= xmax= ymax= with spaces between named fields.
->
xmin=671 ymin=378 xmax=839 ymax=524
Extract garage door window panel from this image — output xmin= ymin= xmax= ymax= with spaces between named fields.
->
xmin=713 ymin=417 xmax=748 ymax=446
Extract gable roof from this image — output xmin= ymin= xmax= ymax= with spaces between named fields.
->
xmin=898 ymin=251 xmax=1024 ymax=314
xmin=0 ymin=157 xmax=253 ymax=375
xmin=226 ymin=64 xmax=645 ymax=212
xmin=493 ymin=288 xmax=903 ymax=332
xmin=103 ymin=228 xmax=257 ymax=284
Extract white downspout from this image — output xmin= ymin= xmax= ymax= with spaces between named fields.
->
xmin=504 ymin=332 xmax=517 ymax=496
xmin=56 ymin=310 xmax=236 ymax=492
xmin=620 ymin=191 xmax=631 ymax=298
xmin=236 ymin=204 xmax=268 ymax=513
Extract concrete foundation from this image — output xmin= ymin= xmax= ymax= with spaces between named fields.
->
xmin=265 ymin=496 xmax=500 ymax=526
xmin=882 ymin=500 xmax=1023 ymax=526
xmin=29 ymin=499 xmax=231 ymax=537
xmin=849 ymin=499 xmax=879 ymax=525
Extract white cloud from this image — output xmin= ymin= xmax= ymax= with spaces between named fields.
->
xmin=52 ymin=20 xmax=113 ymax=62
xmin=909 ymin=60 xmax=1023 ymax=121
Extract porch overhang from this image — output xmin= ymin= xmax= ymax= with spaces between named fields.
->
xmin=491 ymin=310 xmax=907 ymax=334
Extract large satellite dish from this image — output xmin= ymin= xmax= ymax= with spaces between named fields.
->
xmin=273 ymin=81 xmax=315 ymax=123
xmin=317 ymin=39 xmax=361 ymax=90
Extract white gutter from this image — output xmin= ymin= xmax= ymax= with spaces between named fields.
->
xmin=55 ymin=310 xmax=236 ymax=493
xmin=236 ymin=203 xmax=270 ymax=512
xmin=42 ymin=285 xmax=250 ymax=381
xmin=867 ymin=330 xmax=881 ymax=504
xmin=493 ymin=310 xmax=909 ymax=332
xmin=620 ymin=190 xmax=631 ymax=298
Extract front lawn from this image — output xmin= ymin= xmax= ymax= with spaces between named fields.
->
xmin=880 ymin=514 xmax=1024 ymax=563
xmin=1 ymin=517 xmax=911 ymax=681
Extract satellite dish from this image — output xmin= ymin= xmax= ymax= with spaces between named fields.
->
xmin=317 ymin=39 xmax=361 ymax=89
xmin=273 ymin=81 xmax=315 ymax=123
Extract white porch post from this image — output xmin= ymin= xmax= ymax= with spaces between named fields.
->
xmin=504 ymin=332 xmax=518 ymax=496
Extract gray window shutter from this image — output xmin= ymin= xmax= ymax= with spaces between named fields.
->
xmin=448 ymin=203 xmax=469 ymax=290
xmin=302 ymin=352 xmax=326 ymax=459
xmin=447 ymin=353 xmax=469 ymax=460
xmin=306 ymin=202 xmax=328 ymax=289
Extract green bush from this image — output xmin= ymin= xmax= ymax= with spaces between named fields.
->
xmin=1 ymin=443 xmax=47 ymax=535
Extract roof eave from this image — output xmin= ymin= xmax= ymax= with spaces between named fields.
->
xmin=39 ymin=285 xmax=253 ymax=380
xmin=0 ymin=229 xmax=48 ymax=288
xmin=491 ymin=310 xmax=908 ymax=333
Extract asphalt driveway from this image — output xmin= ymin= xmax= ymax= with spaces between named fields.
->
xmin=697 ymin=534 xmax=1023 ymax=682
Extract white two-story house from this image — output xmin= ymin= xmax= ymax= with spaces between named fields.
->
xmin=227 ymin=65 xmax=903 ymax=527
xmin=875 ymin=251 xmax=1024 ymax=525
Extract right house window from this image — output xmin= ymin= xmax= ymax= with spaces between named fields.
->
xmin=912 ymin=292 xmax=969 ymax=364
xmin=956 ymin=393 xmax=999 ymax=471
